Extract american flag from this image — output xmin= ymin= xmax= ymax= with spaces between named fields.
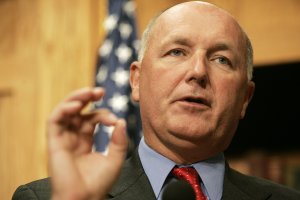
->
xmin=94 ymin=0 xmax=142 ymax=155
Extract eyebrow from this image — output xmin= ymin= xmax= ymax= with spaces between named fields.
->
xmin=161 ymin=36 xmax=193 ymax=47
xmin=162 ymin=37 xmax=234 ymax=51
xmin=208 ymin=42 xmax=241 ymax=66
xmin=208 ymin=43 xmax=233 ymax=53
xmin=206 ymin=42 xmax=239 ymax=61
xmin=160 ymin=36 xmax=238 ymax=58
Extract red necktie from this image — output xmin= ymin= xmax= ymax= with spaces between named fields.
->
xmin=172 ymin=167 xmax=207 ymax=200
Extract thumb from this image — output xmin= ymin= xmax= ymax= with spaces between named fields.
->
xmin=88 ymin=119 xmax=128 ymax=200
xmin=107 ymin=119 xmax=128 ymax=165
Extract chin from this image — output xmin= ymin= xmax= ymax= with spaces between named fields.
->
xmin=161 ymin=135 xmax=222 ymax=164
xmin=168 ymin=124 xmax=212 ymax=141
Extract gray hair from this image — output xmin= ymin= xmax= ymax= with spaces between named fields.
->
xmin=244 ymin=33 xmax=254 ymax=80
xmin=137 ymin=13 xmax=254 ymax=81
xmin=137 ymin=14 xmax=159 ymax=62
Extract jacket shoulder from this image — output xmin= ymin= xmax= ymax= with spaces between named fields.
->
xmin=12 ymin=178 xmax=51 ymax=200
xmin=107 ymin=151 xmax=156 ymax=200
xmin=227 ymin=167 xmax=300 ymax=199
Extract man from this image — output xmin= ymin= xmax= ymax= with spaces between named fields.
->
xmin=13 ymin=1 xmax=300 ymax=200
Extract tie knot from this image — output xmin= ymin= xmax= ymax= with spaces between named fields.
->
xmin=172 ymin=167 xmax=199 ymax=186
xmin=171 ymin=167 xmax=207 ymax=200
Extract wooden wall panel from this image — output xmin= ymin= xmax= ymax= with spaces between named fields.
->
xmin=0 ymin=0 xmax=299 ymax=199
xmin=222 ymin=0 xmax=300 ymax=65
xmin=0 ymin=0 xmax=101 ymax=199
xmin=133 ymin=0 xmax=300 ymax=65
xmin=0 ymin=90 xmax=14 ymax=200
xmin=0 ymin=1 xmax=42 ymax=199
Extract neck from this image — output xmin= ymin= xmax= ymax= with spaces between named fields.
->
xmin=144 ymin=136 xmax=221 ymax=165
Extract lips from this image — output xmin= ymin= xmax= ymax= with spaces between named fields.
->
xmin=178 ymin=95 xmax=211 ymax=107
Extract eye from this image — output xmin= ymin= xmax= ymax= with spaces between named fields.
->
xmin=167 ymin=49 xmax=186 ymax=57
xmin=215 ymin=56 xmax=232 ymax=66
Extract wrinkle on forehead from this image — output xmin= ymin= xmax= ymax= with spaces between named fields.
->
xmin=149 ymin=1 xmax=244 ymax=43
xmin=139 ymin=1 xmax=252 ymax=79
xmin=158 ymin=2 xmax=241 ymax=34
xmin=146 ymin=1 xmax=247 ymax=63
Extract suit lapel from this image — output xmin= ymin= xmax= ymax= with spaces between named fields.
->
xmin=107 ymin=152 xmax=274 ymax=200
xmin=222 ymin=162 xmax=272 ymax=200
xmin=108 ymin=151 xmax=156 ymax=200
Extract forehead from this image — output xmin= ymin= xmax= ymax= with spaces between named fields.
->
xmin=149 ymin=2 xmax=245 ymax=51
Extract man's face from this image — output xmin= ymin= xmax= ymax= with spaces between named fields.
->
xmin=130 ymin=3 xmax=254 ymax=162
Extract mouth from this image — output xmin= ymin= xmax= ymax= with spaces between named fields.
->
xmin=179 ymin=96 xmax=211 ymax=107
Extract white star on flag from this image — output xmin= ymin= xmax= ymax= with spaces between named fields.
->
xmin=94 ymin=0 xmax=142 ymax=153
xmin=104 ymin=14 xmax=118 ymax=32
xmin=115 ymin=44 xmax=132 ymax=63
xmin=119 ymin=22 xmax=132 ymax=39
xmin=123 ymin=1 xmax=136 ymax=16
xmin=133 ymin=40 xmax=140 ymax=53
xmin=101 ymin=126 xmax=114 ymax=155
xmin=96 ymin=65 xmax=108 ymax=83
xmin=111 ymin=68 xmax=129 ymax=87
xmin=103 ymin=126 xmax=114 ymax=136
xmin=99 ymin=39 xmax=113 ymax=57
xmin=108 ymin=93 xmax=129 ymax=113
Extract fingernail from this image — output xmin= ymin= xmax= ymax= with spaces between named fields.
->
xmin=119 ymin=119 xmax=127 ymax=135
xmin=120 ymin=119 xmax=126 ymax=127
xmin=94 ymin=87 xmax=104 ymax=93
xmin=109 ymin=114 xmax=117 ymax=121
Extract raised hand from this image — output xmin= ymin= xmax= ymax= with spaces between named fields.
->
xmin=47 ymin=87 xmax=128 ymax=200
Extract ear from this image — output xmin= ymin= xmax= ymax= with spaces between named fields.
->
xmin=240 ymin=81 xmax=255 ymax=119
xmin=130 ymin=61 xmax=141 ymax=102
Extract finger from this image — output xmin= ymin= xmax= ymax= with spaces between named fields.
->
xmin=47 ymin=101 xmax=85 ymax=144
xmin=49 ymin=88 xmax=107 ymax=130
xmin=63 ymin=87 xmax=105 ymax=105
xmin=76 ymin=110 xmax=118 ymax=139
xmin=74 ymin=116 xmax=118 ymax=155
xmin=83 ymin=109 xmax=118 ymax=126
xmin=71 ymin=111 xmax=120 ymax=153
xmin=50 ymin=101 xmax=83 ymax=125
xmin=48 ymin=148 xmax=86 ymax=199
xmin=73 ymin=110 xmax=117 ymax=154
xmin=74 ymin=133 xmax=94 ymax=155
xmin=107 ymin=119 xmax=128 ymax=164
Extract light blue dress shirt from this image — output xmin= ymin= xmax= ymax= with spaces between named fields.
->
xmin=138 ymin=137 xmax=225 ymax=200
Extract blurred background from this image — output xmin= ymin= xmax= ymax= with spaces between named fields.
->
xmin=0 ymin=0 xmax=300 ymax=199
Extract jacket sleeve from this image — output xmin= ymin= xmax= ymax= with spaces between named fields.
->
xmin=12 ymin=185 xmax=39 ymax=200
xmin=12 ymin=178 xmax=52 ymax=200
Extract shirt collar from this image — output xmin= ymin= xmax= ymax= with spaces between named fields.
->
xmin=192 ymin=153 xmax=225 ymax=200
xmin=138 ymin=137 xmax=225 ymax=200
xmin=138 ymin=137 xmax=175 ymax=198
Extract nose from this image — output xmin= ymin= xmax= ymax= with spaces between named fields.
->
xmin=185 ymin=53 xmax=209 ymax=88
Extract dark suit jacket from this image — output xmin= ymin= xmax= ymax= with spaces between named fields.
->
xmin=12 ymin=151 xmax=300 ymax=200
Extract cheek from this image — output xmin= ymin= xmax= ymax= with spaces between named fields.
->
xmin=213 ymin=77 xmax=246 ymax=114
xmin=211 ymin=79 xmax=247 ymax=141
xmin=139 ymin=64 xmax=184 ymax=124
xmin=138 ymin=67 xmax=165 ymax=112
xmin=141 ymin=62 xmax=183 ymax=97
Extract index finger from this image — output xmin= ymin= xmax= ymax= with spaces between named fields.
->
xmin=63 ymin=87 xmax=105 ymax=105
